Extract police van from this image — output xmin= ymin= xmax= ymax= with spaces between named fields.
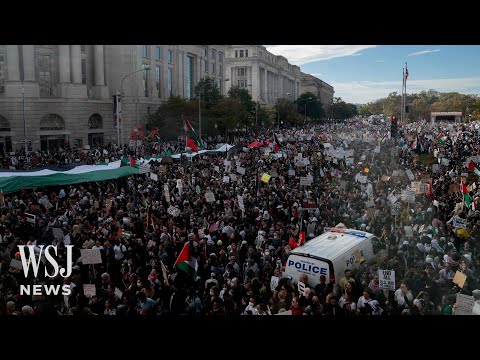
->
xmin=283 ymin=226 xmax=381 ymax=287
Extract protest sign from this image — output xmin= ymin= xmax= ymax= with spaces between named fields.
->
xmin=83 ymin=284 xmax=96 ymax=298
xmin=270 ymin=276 xmax=279 ymax=292
xmin=455 ymin=293 xmax=474 ymax=315
xmin=378 ymin=269 xmax=396 ymax=291
xmin=299 ymin=177 xmax=312 ymax=186
xmin=237 ymin=195 xmax=245 ymax=211
xmin=236 ymin=166 xmax=246 ymax=175
xmin=80 ymin=248 xmax=102 ymax=265
xmin=167 ymin=206 xmax=181 ymax=217
xmin=205 ymin=192 xmax=216 ymax=203
xmin=261 ymin=173 xmax=271 ymax=183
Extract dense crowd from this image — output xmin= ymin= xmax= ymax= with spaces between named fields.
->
xmin=1 ymin=119 xmax=480 ymax=316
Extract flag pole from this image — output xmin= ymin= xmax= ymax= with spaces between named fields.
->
xmin=401 ymin=67 xmax=405 ymax=125
xmin=404 ymin=62 xmax=408 ymax=124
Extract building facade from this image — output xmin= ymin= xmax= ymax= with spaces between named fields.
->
xmin=0 ymin=45 xmax=226 ymax=151
xmin=224 ymin=45 xmax=301 ymax=104
xmin=299 ymin=72 xmax=334 ymax=111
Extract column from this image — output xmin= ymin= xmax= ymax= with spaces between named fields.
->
xmin=4 ymin=45 xmax=23 ymax=97
xmin=70 ymin=45 xmax=82 ymax=83
xmin=21 ymin=45 xmax=40 ymax=98
xmin=91 ymin=45 xmax=108 ymax=99
xmin=58 ymin=45 xmax=71 ymax=83
xmin=94 ymin=45 xmax=105 ymax=85
xmin=22 ymin=45 xmax=35 ymax=81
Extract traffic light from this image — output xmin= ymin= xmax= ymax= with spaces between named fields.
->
xmin=391 ymin=115 xmax=398 ymax=138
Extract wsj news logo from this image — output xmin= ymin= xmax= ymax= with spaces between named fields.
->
xmin=18 ymin=245 xmax=73 ymax=296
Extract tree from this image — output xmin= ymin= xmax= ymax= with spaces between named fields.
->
xmin=209 ymin=98 xmax=245 ymax=132
xmin=295 ymin=92 xmax=325 ymax=122
xmin=257 ymin=105 xmax=276 ymax=127
xmin=194 ymin=77 xmax=223 ymax=109
xmin=147 ymin=96 xmax=198 ymax=140
xmin=276 ymin=98 xmax=303 ymax=125
xmin=331 ymin=97 xmax=358 ymax=120
xmin=228 ymin=86 xmax=256 ymax=128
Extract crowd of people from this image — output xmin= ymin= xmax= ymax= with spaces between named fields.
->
xmin=0 ymin=118 xmax=479 ymax=316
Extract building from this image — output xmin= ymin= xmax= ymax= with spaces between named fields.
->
xmin=224 ymin=45 xmax=301 ymax=105
xmin=0 ymin=45 xmax=226 ymax=151
xmin=299 ymin=72 xmax=334 ymax=111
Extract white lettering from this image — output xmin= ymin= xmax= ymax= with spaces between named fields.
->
xmin=62 ymin=284 xmax=72 ymax=296
xmin=44 ymin=284 xmax=61 ymax=296
xmin=44 ymin=245 xmax=59 ymax=278
xmin=18 ymin=245 xmax=43 ymax=278
xmin=59 ymin=245 xmax=73 ymax=278
xmin=33 ymin=284 xmax=42 ymax=295
xmin=20 ymin=285 xmax=30 ymax=295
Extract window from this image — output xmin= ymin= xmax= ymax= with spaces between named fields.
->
xmin=81 ymin=59 xmax=87 ymax=84
xmin=81 ymin=45 xmax=86 ymax=53
xmin=185 ymin=56 xmax=194 ymax=99
xmin=204 ymin=60 xmax=208 ymax=72
xmin=168 ymin=68 xmax=173 ymax=96
xmin=237 ymin=80 xmax=247 ymax=88
xmin=143 ymin=68 xmax=149 ymax=97
xmin=0 ymin=52 xmax=4 ymax=94
xmin=219 ymin=64 xmax=223 ymax=77
xmin=245 ymin=49 xmax=248 ymax=57
xmin=239 ymin=50 xmax=244 ymax=58
xmin=211 ymin=49 xmax=216 ymax=60
xmin=235 ymin=50 xmax=238 ymax=58
xmin=237 ymin=67 xmax=247 ymax=76
xmin=204 ymin=48 xmax=208 ymax=57
xmin=210 ymin=63 xmax=215 ymax=74
xmin=218 ymin=52 xmax=223 ymax=62
xmin=155 ymin=47 xmax=161 ymax=61
xmin=141 ymin=45 xmax=149 ymax=58
xmin=168 ymin=50 xmax=173 ymax=64
xmin=0 ymin=114 xmax=11 ymax=131
xmin=40 ymin=114 xmax=65 ymax=130
xmin=37 ymin=54 xmax=52 ymax=96
xmin=88 ymin=113 xmax=103 ymax=129
xmin=155 ymin=65 xmax=161 ymax=97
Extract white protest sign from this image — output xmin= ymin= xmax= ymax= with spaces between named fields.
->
xmin=236 ymin=166 xmax=246 ymax=175
xmin=298 ymin=281 xmax=306 ymax=296
xmin=164 ymin=184 xmax=170 ymax=202
xmin=404 ymin=226 xmax=413 ymax=238
xmin=405 ymin=169 xmax=415 ymax=181
xmin=150 ymin=173 xmax=158 ymax=181
xmin=205 ymin=192 xmax=216 ymax=203
xmin=10 ymin=259 xmax=23 ymax=270
xmin=441 ymin=158 xmax=450 ymax=166
xmin=433 ymin=199 xmax=439 ymax=207
xmin=387 ymin=194 xmax=397 ymax=204
xmin=270 ymin=276 xmax=279 ymax=292
xmin=83 ymin=284 xmax=96 ymax=298
xmin=25 ymin=213 xmax=36 ymax=224
xmin=114 ymin=287 xmax=123 ymax=300
xmin=167 ymin=206 xmax=181 ymax=217
xmin=401 ymin=189 xmax=416 ymax=203
xmin=229 ymin=173 xmax=238 ymax=182
xmin=391 ymin=202 xmax=401 ymax=216
xmin=237 ymin=195 xmax=245 ymax=211
xmin=357 ymin=175 xmax=367 ymax=184
xmin=455 ymin=293 xmax=475 ymax=315
xmin=223 ymin=176 xmax=230 ymax=183
xmin=214 ymin=166 xmax=220 ymax=172
xmin=288 ymin=169 xmax=295 ymax=176
xmin=365 ymin=200 xmax=375 ymax=208
xmin=453 ymin=216 xmax=467 ymax=229
xmin=81 ymin=248 xmax=102 ymax=265
xmin=299 ymin=177 xmax=312 ymax=186
xmin=52 ymin=227 xmax=64 ymax=240
xmin=378 ymin=269 xmax=396 ymax=291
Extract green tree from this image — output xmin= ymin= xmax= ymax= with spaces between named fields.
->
xmin=295 ymin=92 xmax=325 ymax=122
xmin=194 ymin=77 xmax=223 ymax=109
xmin=331 ymin=97 xmax=358 ymax=120
xmin=228 ymin=86 xmax=256 ymax=128
xmin=276 ymin=98 xmax=303 ymax=125
xmin=147 ymin=96 xmax=198 ymax=140
xmin=358 ymin=104 xmax=372 ymax=116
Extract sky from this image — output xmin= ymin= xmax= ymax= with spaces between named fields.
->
xmin=266 ymin=45 xmax=480 ymax=105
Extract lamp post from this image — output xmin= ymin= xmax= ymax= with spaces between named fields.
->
xmin=119 ymin=65 xmax=150 ymax=147
xmin=255 ymin=95 xmax=260 ymax=128
xmin=21 ymin=81 xmax=27 ymax=154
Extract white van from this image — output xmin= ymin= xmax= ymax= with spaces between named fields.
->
xmin=283 ymin=227 xmax=381 ymax=287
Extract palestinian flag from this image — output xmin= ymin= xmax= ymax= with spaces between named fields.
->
xmin=135 ymin=123 xmax=145 ymax=141
xmin=183 ymin=116 xmax=199 ymax=153
xmin=146 ymin=128 xmax=160 ymax=142
xmin=468 ymin=160 xmax=475 ymax=172
xmin=436 ymin=134 xmax=447 ymax=144
xmin=174 ymin=242 xmax=198 ymax=278
xmin=461 ymin=180 xmax=471 ymax=207
xmin=474 ymin=164 xmax=480 ymax=178
xmin=274 ymin=133 xmax=282 ymax=152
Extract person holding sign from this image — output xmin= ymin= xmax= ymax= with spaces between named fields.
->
xmin=394 ymin=280 xmax=414 ymax=312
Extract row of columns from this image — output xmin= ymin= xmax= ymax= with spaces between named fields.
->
xmin=6 ymin=45 xmax=105 ymax=87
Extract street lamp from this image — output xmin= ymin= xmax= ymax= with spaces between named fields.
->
xmin=255 ymin=95 xmax=261 ymax=128
xmin=119 ymin=65 xmax=150 ymax=147
xmin=21 ymin=81 xmax=27 ymax=154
